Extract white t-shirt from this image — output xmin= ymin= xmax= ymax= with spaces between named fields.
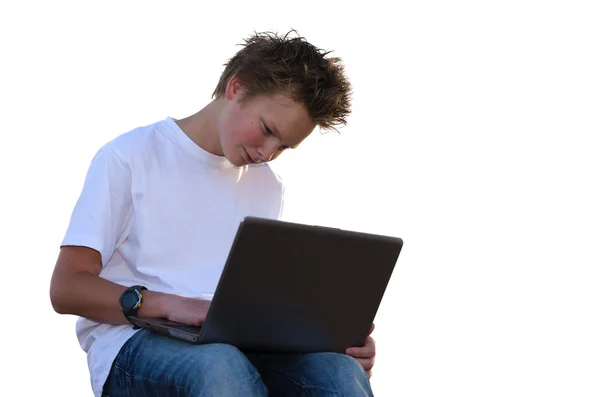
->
xmin=61 ymin=117 xmax=285 ymax=397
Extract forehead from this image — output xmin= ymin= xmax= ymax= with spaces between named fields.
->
xmin=248 ymin=93 xmax=316 ymax=143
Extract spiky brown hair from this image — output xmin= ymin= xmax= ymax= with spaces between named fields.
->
xmin=213 ymin=30 xmax=352 ymax=130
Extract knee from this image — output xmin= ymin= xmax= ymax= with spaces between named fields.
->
xmin=185 ymin=344 xmax=265 ymax=395
xmin=187 ymin=343 xmax=255 ymax=381
xmin=193 ymin=343 xmax=248 ymax=372
xmin=307 ymin=353 xmax=373 ymax=396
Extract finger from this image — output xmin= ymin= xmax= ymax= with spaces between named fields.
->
xmin=354 ymin=357 xmax=375 ymax=372
xmin=346 ymin=348 xmax=375 ymax=359
xmin=346 ymin=335 xmax=376 ymax=356
xmin=346 ymin=339 xmax=376 ymax=358
xmin=364 ymin=335 xmax=376 ymax=349
xmin=347 ymin=327 xmax=376 ymax=355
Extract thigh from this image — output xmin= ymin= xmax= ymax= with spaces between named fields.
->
xmin=103 ymin=330 xmax=267 ymax=397
xmin=246 ymin=351 xmax=373 ymax=397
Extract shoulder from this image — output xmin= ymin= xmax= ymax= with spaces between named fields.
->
xmin=241 ymin=164 xmax=285 ymax=218
xmin=105 ymin=119 xmax=169 ymax=159
xmin=88 ymin=118 xmax=177 ymax=176
xmin=247 ymin=163 xmax=285 ymax=193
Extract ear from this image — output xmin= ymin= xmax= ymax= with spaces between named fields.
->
xmin=225 ymin=75 xmax=245 ymax=101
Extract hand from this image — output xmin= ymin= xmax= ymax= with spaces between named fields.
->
xmin=163 ymin=294 xmax=211 ymax=326
xmin=345 ymin=323 xmax=376 ymax=378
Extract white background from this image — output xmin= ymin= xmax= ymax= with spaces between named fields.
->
xmin=1 ymin=1 xmax=599 ymax=396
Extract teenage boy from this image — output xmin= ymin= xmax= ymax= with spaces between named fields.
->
xmin=51 ymin=31 xmax=376 ymax=397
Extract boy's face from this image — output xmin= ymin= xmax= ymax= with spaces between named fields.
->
xmin=218 ymin=77 xmax=316 ymax=167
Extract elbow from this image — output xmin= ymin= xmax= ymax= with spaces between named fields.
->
xmin=49 ymin=282 xmax=70 ymax=315
xmin=51 ymin=300 xmax=68 ymax=315
xmin=50 ymin=292 xmax=65 ymax=315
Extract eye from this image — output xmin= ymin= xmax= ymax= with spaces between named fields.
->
xmin=263 ymin=122 xmax=274 ymax=136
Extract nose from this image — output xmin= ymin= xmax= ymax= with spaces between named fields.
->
xmin=257 ymin=142 xmax=279 ymax=162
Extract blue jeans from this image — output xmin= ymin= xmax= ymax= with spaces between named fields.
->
xmin=102 ymin=329 xmax=373 ymax=396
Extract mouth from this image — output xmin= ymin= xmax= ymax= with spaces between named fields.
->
xmin=242 ymin=148 xmax=257 ymax=164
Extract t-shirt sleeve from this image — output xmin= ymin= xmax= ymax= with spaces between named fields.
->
xmin=61 ymin=144 xmax=133 ymax=266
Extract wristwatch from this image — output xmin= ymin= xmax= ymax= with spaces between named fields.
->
xmin=119 ymin=285 xmax=147 ymax=326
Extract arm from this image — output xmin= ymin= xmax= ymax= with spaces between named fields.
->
xmin=50 ymin=245 xmax=211 ymax=326
xmin=50 ymin=143 xmax=210 ymax=326
xmin=48 ymin=143 xmax=148 ymax=324
xmin=49 ymin=245 xmax=168 ymax=325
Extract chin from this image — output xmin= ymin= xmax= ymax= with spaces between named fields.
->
xmin=229 ymin=158 xmax=246 ymax=167
xmin=224 ymin=151 xmax=245 ymax=167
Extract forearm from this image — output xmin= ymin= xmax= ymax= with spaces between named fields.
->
xmin=50 ymin=271 xmax=167 ymax=325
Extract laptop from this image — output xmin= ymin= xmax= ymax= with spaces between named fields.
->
xmin=129 ymin=216 xmax=403 ymax=354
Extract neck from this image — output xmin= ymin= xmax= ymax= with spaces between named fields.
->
xmin=175 ymin=98 xmax=226 ymax=156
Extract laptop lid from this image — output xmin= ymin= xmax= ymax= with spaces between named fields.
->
xmin=198 ymin=216 xmax=403 ymax=353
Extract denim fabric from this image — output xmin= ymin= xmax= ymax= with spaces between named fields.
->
xmin=102 ymin=329 xmax=373 ymax=397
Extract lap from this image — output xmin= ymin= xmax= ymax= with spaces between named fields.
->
xmin=103 ymin=330 xmax=266 ymax=397
xmin=247 ymin=351 xmax=373 ymax=397
xmin=103 ymin=330 xmax=372 ymax=397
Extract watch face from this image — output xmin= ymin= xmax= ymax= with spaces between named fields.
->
xmin=121 ymin=290 xmax=139 ymax=309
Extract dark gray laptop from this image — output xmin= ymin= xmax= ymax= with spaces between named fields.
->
xmin=129 ymin=216 xmax=403 ymax=353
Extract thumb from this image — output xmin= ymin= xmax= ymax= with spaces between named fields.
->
xmin=369 ymin=323 xmax=375 ymax=335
